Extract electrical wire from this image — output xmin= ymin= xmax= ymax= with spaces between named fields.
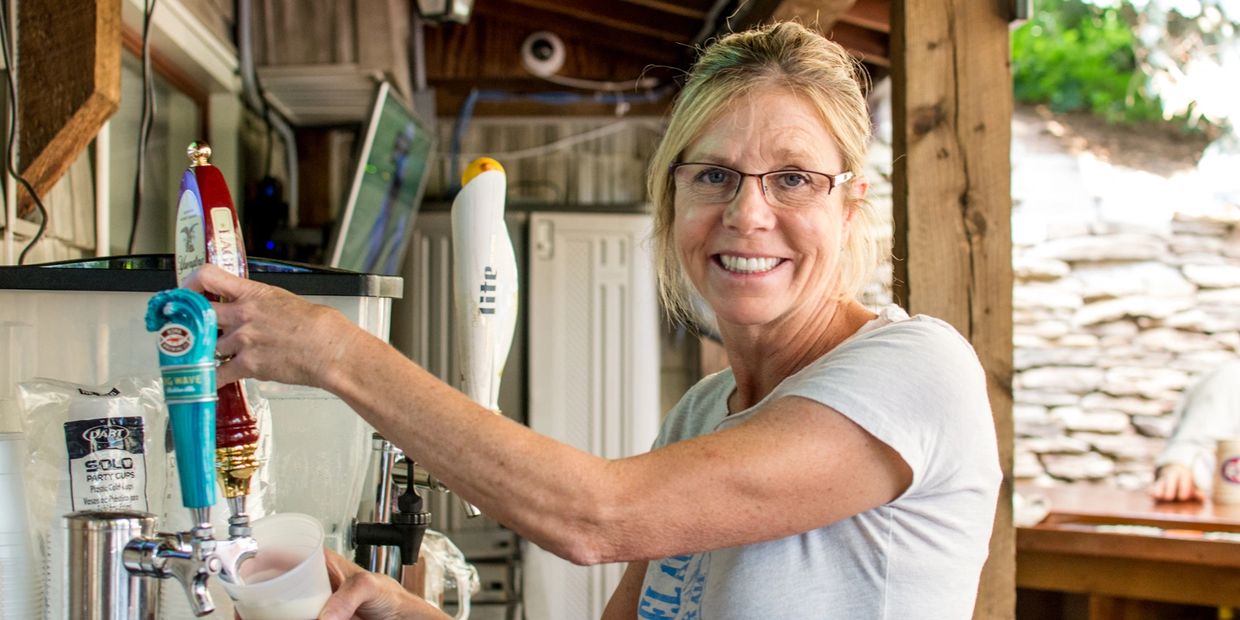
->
xmin=0 ymin=0 xmax=49 ymax=265
xmin=455 ymin=118 xmax=662 ymax=162
xmin=537 ymin=73 xmax=661 ymax=92
xmin=126 ymin=0 xmax=157 ymax=255
xmin=448 ymin=85 xmax=674 ymax=190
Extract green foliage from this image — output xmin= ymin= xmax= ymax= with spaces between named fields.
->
xmin=1012 ymin=0 xmax=1165 ymax=123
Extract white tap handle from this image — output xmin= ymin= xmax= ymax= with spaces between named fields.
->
xmin=451 ymin=167 xmax=518 ymax=412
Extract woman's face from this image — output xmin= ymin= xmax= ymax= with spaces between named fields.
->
xmin=673 ymin=89 xmax=863 ymax=330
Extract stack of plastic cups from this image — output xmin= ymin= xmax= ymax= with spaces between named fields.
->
xmin=0 ymin=432 xmax=42 ymax=617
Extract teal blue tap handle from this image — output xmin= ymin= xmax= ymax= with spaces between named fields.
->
xmin=146 ymin=289 xmax=218 ymax=511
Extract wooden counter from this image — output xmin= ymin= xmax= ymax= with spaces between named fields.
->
xmin=1016 ymin=483 xmax=1240 ymax=616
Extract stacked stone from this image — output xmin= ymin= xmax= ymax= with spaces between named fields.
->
xmin=1012 ymin=206 xmax=1240 ymax=489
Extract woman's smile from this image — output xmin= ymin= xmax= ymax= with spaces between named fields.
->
xmin=714 ymin=254 xmax=787 ymax=275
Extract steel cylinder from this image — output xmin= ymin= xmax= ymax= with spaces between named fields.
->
xmin=65 ymin=511 xmax=159 ymax=620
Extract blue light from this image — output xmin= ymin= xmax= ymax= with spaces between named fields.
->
xmin=265 ymin=241 xmax=275 ymax=250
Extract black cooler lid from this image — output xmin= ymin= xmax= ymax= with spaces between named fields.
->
xmin=0 ymin=254 xmax=402 ymax=298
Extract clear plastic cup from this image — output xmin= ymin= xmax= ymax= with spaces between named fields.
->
xmin=220 ymin=513 xmax=331 ymax=620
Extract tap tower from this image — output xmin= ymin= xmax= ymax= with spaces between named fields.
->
xmin=174 ymin=142 xmax=262 ymax=536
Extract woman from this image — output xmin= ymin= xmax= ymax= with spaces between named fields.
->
xmin=191 ymin=22 xmax=1000 ymax=619
xmin=1150 ymin=361 xmax=1240 ymax=502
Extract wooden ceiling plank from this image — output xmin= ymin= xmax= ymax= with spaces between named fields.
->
xmin=829 ymin=20 xmax=890 ymax=67
xmin=493 ymin=0 xmax=698 ymax=42
xmin=616 ymin=0 xmax=708 ymax=20
xmin=772 ymin=0 xmax=858 ymax=28
xmin=463 ymin=4 xmax=687 ymax=66
xmin=839 ymin=0 xmax=891 ymax=33
xmin=725 ymin=0 xmax=785 ymax=32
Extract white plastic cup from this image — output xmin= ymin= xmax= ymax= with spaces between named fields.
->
xmin=0 ymin=432 xmax=26 ymax=474
xmin=1214 ymin=437 xmax=1240 ymax=505
xmin=220 ymin=513 xmax=331 ymax=620
xmin=0 ymin=433 xmax=31 ymax=536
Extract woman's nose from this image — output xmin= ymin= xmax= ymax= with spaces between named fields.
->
xmin=723 ymin=176 xmax=776 ymax=234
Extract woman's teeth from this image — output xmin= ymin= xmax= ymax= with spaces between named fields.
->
xmin=719 ymin=255 xmax=780 ymax=274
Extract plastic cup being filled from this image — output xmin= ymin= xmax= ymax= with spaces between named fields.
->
xmin=220 ymin=513 xmax=331 ymax=620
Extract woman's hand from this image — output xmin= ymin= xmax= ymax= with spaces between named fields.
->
xmin=183 ymin=265 xmax=363 ymax=388
xmin=319 ymin=549 xmax=451 ymax=620
xmin=1150 ymin=463 xmax=1204 ymax=502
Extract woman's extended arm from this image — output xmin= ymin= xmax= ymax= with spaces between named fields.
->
xmin=189 ymin=265 xmax=911 ymax=565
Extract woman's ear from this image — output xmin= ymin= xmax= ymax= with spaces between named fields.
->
xmin=848 ymin=174 xmax=870 ymax=204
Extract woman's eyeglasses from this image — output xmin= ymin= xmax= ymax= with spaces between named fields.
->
xmin=669 ymin=163 xmax=853 ymax=208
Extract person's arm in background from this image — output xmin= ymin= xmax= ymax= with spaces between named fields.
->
xmin=1151 ymin=361 xmax=1240 ymax=501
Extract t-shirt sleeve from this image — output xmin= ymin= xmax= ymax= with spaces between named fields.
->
xmin=774 ymin=317 xmax=996 ymax=497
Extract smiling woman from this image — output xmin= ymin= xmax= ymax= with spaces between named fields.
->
xmin=186 ymin=20 xmax=1001 ymax=620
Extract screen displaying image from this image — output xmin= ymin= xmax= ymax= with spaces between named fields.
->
xmin=329 ymin=82 xmax=434 ymax=275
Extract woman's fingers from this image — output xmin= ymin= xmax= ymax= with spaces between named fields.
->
xmin=183 ymin=264 xmax=255 ymax=300
xmin=318 ymin=573 xmax=375 ymax=619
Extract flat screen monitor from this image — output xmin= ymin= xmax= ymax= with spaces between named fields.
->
xmin=328 ymin=81 xmax=434 ymax=275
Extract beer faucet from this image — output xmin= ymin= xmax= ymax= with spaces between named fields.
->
xmin=353 ymin=456 xmax=430 ymax=577
xmin=449 ymin=157 xmax=519 ymax=519
xmin=121 ymin=288 xmax=256 ymax=615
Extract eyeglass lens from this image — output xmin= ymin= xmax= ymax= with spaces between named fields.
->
xmin=672 ymin=164 xmax=833 ymax=208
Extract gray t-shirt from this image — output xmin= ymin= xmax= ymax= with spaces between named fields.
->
xmin=637 ymin=306 xmax=1001 ymax=619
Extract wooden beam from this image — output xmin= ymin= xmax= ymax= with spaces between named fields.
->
xmin=890 ymin=1 xmax=1014 ymax=620
xmin=616 ymin=0 xmax=709 ymax=20
xmin=773 ymin=0 xmax=857 ymax=28
xmin=464 ymin=3 xmax=686 ymax=66
xmin=17 ymin=0 xmax=122 ymax=216
xmin=726 ymin=0 xmax=785 ymax=31
xmin=839 ymin=0 xmax=890 ymax=33
xmin=491 ymin=0 xmax=699 ymax=42
xmin=828 ymin=20 xmax=890 ymax=67
xmin=424 ymin=16 xmax=681 ymax=87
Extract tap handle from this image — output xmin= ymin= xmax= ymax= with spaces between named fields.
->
xmin=459 ymin=498 xmax=483 ymax=519
xmin=147 ymin=289 xmax=218 ymax=510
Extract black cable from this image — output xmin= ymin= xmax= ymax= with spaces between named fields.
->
xmin=261 ymin=85 xmax=273 ymax=177
xmin=0 ymin=1 xmax=49 ymax=265
xmin=127 ymin=0 xmax=158 ymax=255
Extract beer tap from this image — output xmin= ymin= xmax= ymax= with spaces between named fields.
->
xmin=445 ymin=156 xmax=519 ymax=519
xmin=117 ymin=288 xmax=256 ymax=616
xmin=353 ymin=457 xmax=430 ymax=578
xmin=174 ymin=142 xmax=263 ymax=539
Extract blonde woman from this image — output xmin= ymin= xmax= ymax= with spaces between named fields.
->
xmin=191 ymin=21 xmax=1000 ymax=619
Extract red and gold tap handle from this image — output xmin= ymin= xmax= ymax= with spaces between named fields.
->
xmin=174 ymin=142 xmax=260 ymax=503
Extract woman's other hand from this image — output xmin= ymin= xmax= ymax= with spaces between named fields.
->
xmin=1150 ymin=463 xmax=1204 ymax=502
xmin=319 ymin=549 xmax=450 ymax=620
xmin=183 ymin=265 xmax=362 ymax=388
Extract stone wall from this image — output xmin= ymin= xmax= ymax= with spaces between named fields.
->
xmin=1009 ymin=111 xmax=1240 ymax=489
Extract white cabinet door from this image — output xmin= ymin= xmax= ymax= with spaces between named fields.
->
xmin=524 ymin=212 xmax=660 ymax=620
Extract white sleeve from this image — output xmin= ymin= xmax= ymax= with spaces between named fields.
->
xmin=775 ymin=318 xmax=998 ymax=497
xmin=1157 ymin=361 xmax=1240 ymax=471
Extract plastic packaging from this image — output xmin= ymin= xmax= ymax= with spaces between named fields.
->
xmin=17 ymin=376 xmax=167 ymax=620
xmin=420 ymin=529 xmax=481 ymax=620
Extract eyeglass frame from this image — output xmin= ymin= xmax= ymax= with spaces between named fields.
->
xmin=667 ymin=162 xmax=855 ymax=207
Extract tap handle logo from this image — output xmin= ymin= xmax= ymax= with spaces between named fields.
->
xmin=479 ymin=265 xmax=498 ymax=315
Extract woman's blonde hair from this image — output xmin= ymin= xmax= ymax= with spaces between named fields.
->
xmin=648 ymin=21 xmax=879 ymax=327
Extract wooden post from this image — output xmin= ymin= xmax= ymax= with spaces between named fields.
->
xmin=890 ymin=0 xmax=1014 ymax=618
